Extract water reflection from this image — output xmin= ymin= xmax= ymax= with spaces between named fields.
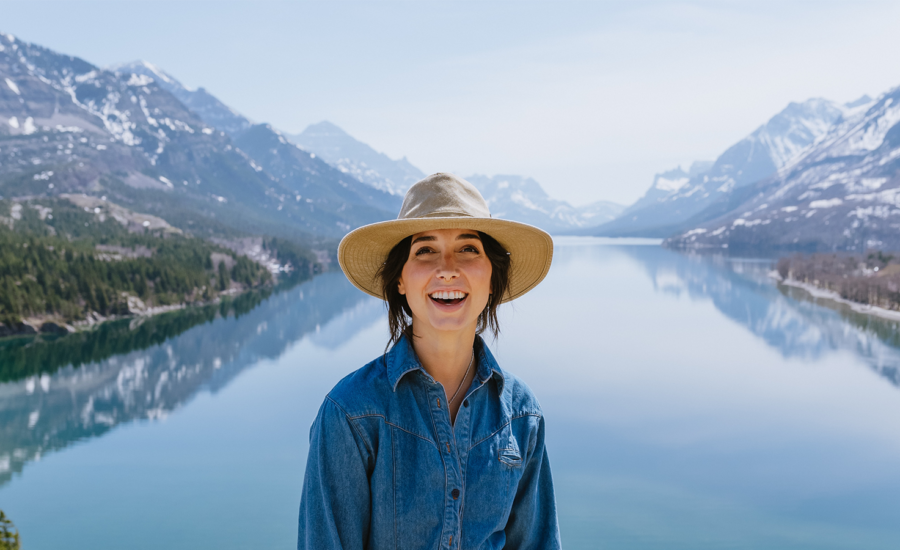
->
xmin=620 ymin=246 xmax=900 ymax=389
xmin=3 ymin=240 xmax=900 ymax=550
xmin=0 ymin=272 xmax=373 ymax=487
xmin=0 ymin=279 xmax=302 ymax=384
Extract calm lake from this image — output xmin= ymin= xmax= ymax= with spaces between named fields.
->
xmin=2 ymin=238 xmax=899 ymax=549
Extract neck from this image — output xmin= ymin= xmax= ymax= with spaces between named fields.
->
xmin=410 ymin=321 xmax=477 ymax=393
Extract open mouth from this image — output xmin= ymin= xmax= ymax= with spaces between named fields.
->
xmin=429 ymin=290 xmax=468 ymax=306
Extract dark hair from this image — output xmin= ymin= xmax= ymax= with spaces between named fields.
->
xmin=376 ymin=231 xmax=511 ymax=347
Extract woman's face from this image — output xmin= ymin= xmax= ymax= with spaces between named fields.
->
xmin=398 ymin=228 xmax=493 ymax=336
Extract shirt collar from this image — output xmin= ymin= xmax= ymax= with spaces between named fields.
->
xmin=387 ymin=334 xmax=505 ymax=394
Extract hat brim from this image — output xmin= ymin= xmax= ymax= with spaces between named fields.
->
xmin=338 ymin=217 xmax=553 ymax=303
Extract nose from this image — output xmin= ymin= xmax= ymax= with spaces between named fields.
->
xmin=436 ymin=249 xmax=459 ymax=281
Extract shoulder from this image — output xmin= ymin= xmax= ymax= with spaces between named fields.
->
xmin=496 ymin=366 xmax=544 ymax=419
xmin=324 ymin=353 xmax=392 ymax=418
xmin=477 ymin=337 xmax=543 ymax=419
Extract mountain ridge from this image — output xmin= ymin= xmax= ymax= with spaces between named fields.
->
xmin=590 ymin=97 xmax=869 ymax=237
xmin=0 ymin=35 xmax=396 ymax=244
xmin=287 ymin=121 xmax=425 ymax=196
xmin=665 ymin=86 xmax=900 ymax=251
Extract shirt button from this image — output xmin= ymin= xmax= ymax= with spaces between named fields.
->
xmin=463 ymin=399 xmax=469 ymax=408
xmin=451 ymin=488 xmax=460 ymax=500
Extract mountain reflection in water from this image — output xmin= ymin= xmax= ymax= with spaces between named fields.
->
xmin=621 ymin=247 xmax=900 ymax=389
xmin=3 ymin=240 xmax=900 ymax=550
xmin=0 ymin=272 xmax=378 ymax=487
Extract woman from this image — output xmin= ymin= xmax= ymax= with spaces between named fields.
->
xmin=298 ymin=173 xmax=560 ymax=549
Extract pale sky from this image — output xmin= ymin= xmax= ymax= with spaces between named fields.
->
xmin=3 ymin=1 xmax=900 ymax=206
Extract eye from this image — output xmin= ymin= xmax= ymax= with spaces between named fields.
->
xmin=461 ymin=245 xmax=480 ymax=253
xmin=414 ymin=246 xmax=435 ymax=256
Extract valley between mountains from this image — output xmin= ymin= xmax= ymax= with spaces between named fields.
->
xmin=3 ymin=29 xmax=900 ymax=332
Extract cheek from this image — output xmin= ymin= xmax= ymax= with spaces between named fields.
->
xmin=471 ymin=260 xmax=493 ymax=296
xmin=399 ymin=262 xmax=427 ymax=296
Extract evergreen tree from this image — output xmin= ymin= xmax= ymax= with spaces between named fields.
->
xmin=0 ymin=197 xmax=306 ymax=326
xmin=0 ymin=510 xmax=21 ymax=550
xmin=218 ymin=261 xmax=228 ymax=291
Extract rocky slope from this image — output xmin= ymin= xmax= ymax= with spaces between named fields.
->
xmin=287 ymin=121 xmax=425 ymax=196
xmin=234 ymin=123 xmax=401 ymax=231
xmin=0 ymin=34 xmax=392 ymax=242
xmin=111 ymin=60 xmax=252 ymax=139
xmin=666 ymin=86 xmax=900 ymax=252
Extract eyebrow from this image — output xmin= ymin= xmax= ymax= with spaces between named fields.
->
xmin=411 ymin=233 xmax=482 ymax=245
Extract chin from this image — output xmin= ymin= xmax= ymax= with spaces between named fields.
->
xmin=416 ymin=308 xmax=479 ymax=334
xmin=423 ymin=315 xmax=473 ymax=333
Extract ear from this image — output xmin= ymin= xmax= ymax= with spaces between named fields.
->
xmin=397 ymin=277 xmax=406 ymax=295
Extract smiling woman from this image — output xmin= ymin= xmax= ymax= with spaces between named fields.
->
xmin=298 ymin=173 xmax=559 ymax=550
xmin=378 ymin=228 xmax=510 ymax=351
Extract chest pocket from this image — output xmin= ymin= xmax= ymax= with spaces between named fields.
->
xmin=498 ymin=432 xmax=523 ymax=468
xmin=463 ymin=425 xmax=527 ymax=531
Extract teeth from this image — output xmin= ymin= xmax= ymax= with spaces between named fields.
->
xmin=431 ymin=291 xmax=466 ymax=300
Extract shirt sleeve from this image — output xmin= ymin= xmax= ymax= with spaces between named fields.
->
xmin=503 ymin=415 xmax=562 ymax=550
xmin=298 ymin=397 xmax=372 ymax=550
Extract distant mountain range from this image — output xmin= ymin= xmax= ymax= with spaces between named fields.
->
xmin=665 ymin=86 xmax=900 ymax=251
xmin=9 ymin=31 xmax=894 ymax=252
xmin=285 ymin=124 xmax=626 ymax=230
xmin=287 ymin=121 xmax=425 ymax=196
xmin=109 ymin=62 xmax=619 ymax=233
xmin=590 ymin=98 xmax=868 ymax=237
xmin=581 ymin=86 xmax=900 ymax=253
xmin=109 ymin=60 xmax=401 ymax=235
xmin=0 ymin=34 xmax=397 ymax=249
xmin=0 ymin=33 xmax=621 ymax=247
xmin=465 ymin=174 xmax=623 ymax=232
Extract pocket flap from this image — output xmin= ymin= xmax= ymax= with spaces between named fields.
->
xmin=498 ymin=434 xmax=522 ymax=466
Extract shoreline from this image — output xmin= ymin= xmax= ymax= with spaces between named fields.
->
xmin=775 ymin=276 xmax=900 ymax=322
xmin=0 ymin=285 xmax=266 ymax=340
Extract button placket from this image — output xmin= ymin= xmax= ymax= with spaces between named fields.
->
xmin=429 ymin=383 xmax=462 ymax=548
xmin=450 ymin=373 xmax=489 ymax=547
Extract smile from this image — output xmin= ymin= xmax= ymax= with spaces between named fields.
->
xmin=429 ymin=290 xmax=468 ymax=305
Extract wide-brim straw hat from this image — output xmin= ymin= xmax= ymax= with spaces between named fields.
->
xmin=338 ymin=173 xmax=553 ymax=303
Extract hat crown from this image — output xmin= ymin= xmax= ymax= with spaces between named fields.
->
xmin=398 ymin=173 xmax=491 ymax=220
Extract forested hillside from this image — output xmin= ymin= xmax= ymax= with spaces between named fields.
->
xmin=0 ymin=197 xmax=287 ymax=334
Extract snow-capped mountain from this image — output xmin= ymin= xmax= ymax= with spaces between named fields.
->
xmin=0 ymin=34 xmax=394 ymax=239
xmin=112 ymin=60 xmax=251 ymax=138
xmin=465 ymin=174 xmax=624 ymax=233
xmin=617 ymin=161 xmax=713 ymax=219
xmin=234 ymin=123 xmax=401 ymax=222
xmin=665 ymin=86 xmax=900 ymax=251
xmin=285 ymin=123 xmax=623 ymax=232
xmin=287 ymin=121 xmax=425 ymax=195
xmin=593 ymin=98 xmax=860 ymax=237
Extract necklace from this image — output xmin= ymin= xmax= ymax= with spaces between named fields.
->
xmin=447 ymin=350 xmax=474 ymax=405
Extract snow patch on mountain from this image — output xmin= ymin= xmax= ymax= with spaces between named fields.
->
xmin=655 ymin=175 xmax=689 ymax=192
xmin=112 ymin=60 xmax=251 ymax=138
xmin=666 ymin=87 xmax=900 ymax=251
xmin=591 ymin=97 xmax=858 ymax=237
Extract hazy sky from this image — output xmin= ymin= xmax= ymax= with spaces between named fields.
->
xmin=3 ymin=1 xmax=900 ymax=205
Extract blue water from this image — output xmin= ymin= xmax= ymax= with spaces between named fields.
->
xmin=1 ymin=238 xmax=899 ymax=549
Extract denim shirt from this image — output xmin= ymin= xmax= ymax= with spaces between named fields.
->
xmin=298 ymin=335 xmax=561 ymax=550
